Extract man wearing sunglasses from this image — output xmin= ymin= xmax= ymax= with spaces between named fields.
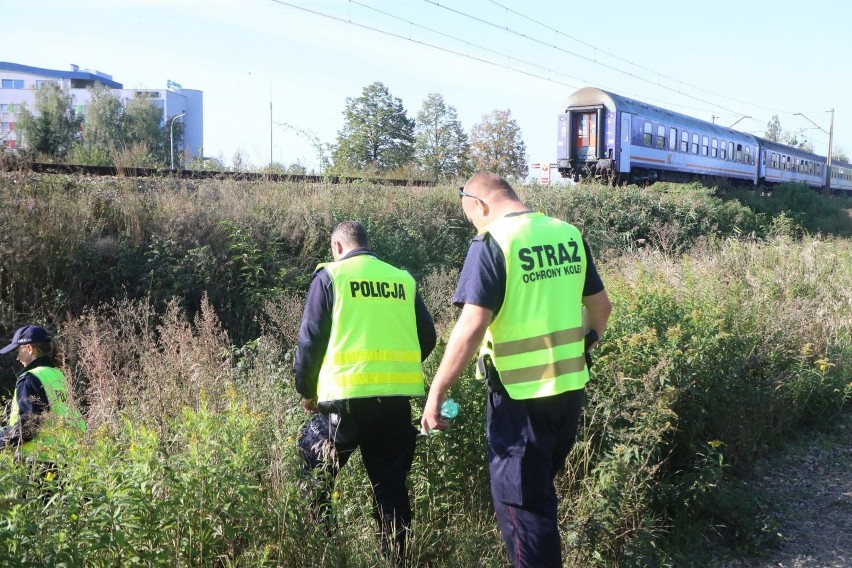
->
xmin=423 ymin=172 xmax=612 ymax=568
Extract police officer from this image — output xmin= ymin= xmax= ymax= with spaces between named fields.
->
xmin=295 ymin=221 xmax=436 ymax=567
xmin=421 ymin=172 xmax=612 ymax=568
xmin=0 ymin=325 xmax=85 ymax=462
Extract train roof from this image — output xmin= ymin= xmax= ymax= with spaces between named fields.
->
xmin=755 ymin=137 xmax=826 ymax=162
xmin=566 ymin=87 xmax=757 ymax=143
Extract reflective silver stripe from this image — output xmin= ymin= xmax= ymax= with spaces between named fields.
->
xmin=499 ymin=355 xmax=586 ymax=385
xmin=493 ymin=327 xmax=584 ymax=358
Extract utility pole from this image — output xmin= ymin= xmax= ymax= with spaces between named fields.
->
xmin=795 ymin=109 xmax=835 ymax=195
xmin=270 ymin=100 xmax=274 ymax=170
xmin=826 ymin=108 xmax=835 ymax=195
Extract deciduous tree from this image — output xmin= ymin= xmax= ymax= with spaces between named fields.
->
xmin=765 ymin=115 xmax=782 ymax=142
xmin=469 ymin=108 xmax=528 ymax=180
xmin=414 ymin=93 xmax=470 ymax=180
xmin=332 ymin=82 xmax=414 ymax=173
xmin=15 ymin=83 xmax=81 ymax=159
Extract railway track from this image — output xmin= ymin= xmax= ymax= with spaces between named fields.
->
xmin=4 ymin=161 xmax=436 ymax=187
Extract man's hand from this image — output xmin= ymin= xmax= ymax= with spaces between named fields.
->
xmin=420 ymin=394 xmax=449 ymax=435
xmin=301 ymin=397 xmax=318 ymax=413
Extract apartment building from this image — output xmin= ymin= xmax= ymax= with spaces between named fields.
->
xmin=0 ymin=61 xmax=202 ymax=158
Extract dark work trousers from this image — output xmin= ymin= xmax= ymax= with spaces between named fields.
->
xmin=299 ymin=396 xmax=417 ymax=565
xmin=487 ymin=388 xmax=585 ymax=568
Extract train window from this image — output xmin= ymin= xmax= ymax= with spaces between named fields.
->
xmin=711 ymin=139 xmax=718 ymax=158
xmin=720 ymin=141 xmax=727 ymax=160
xmin=643 ymin=122 xmax=653 ymax=146
xmin=680 ymin=131 xmax=689 ymax=152
xmin=745 ymin=146 xmax=751 ymax=164
xmin=735 ymin=144 xmax=743 ymax=162
xmin=728 ymin=142 xmax=735 ymax=162
xmin=656 ymin=125 xmax=666 ymax=149
xmin=771 ymin=152 xmax=778 ymax=168
xmin=692 ymin=133 xmax=699 ymax=154
xmin=669 ymin=127 xmax=677 ymax=151
xmin=701 ymin=136 xmax=709 ymax=156
xmin=577 ymin=113 xmax=596 ymax=148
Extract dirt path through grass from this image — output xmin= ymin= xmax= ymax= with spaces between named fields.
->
xmin=720 ymin=409 xmax=852 ymax=567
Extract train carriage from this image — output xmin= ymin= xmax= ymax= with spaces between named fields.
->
xmin=829 ymin=161 xmax=852 ymax=194
xmin=758 ymin=138 xmax=826 ymax=189
xmin=557 ymin=87 xmax=760 ymax=185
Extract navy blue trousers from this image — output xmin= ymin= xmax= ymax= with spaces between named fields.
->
xmin=299 ymin=396 xmax=417 ymax=529
xmin=487 ymin=388 xmax=585 ymax=568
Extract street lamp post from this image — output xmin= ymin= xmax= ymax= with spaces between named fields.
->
xmin=169 ymin=111 xmax=188 ymax=171
xmin=794 ymin=109 xmax=835 ymax=194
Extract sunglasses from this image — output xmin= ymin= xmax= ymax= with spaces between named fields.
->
xmin=458 ymin=187 xmax=485 ymax=203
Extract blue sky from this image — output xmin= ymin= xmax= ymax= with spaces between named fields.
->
xmin=4 ymin=0 xmax=850 ymax=175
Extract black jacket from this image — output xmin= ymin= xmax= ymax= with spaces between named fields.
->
xmin=1 ymin=356 xmax=52 ymax=448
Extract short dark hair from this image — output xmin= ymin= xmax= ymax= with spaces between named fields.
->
xmin=331 ymin=221 xmax=370 ymax=249
xmin=467 ymin=171 xmax=519 ymax=200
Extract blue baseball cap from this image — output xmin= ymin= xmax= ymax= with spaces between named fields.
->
xmin=0 ymin=325 xmax=52 ymax=355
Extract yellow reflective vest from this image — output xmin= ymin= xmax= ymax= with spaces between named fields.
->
xmin=316 ymin=254 xmax=425 ymax=402
xmin=9 ymin=366 xmax=86 ymax=460
xmin=477 ymin=212 xmax=589 ymax=400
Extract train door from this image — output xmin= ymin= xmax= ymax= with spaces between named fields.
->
xmin=619 ymin=114 xmax=632 ymax=173
xmin=575 ymin=111 xmax=598 ymax=161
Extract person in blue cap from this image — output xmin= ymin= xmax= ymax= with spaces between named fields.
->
xmin=0 ymin=325 xmax=84 ymax=460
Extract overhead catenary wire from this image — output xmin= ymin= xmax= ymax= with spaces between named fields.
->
xmin=270 ymin=0 xmax=582 ymax=88
xmin=269 ymin=0 xmax=837 ymax=150
xmin=481 ymin=0 xmax=802 ymax=116
xmin=422 ymin=0 xmax=752 ymax=119
xmin=271 ymin=0 xmax=734 ymax=121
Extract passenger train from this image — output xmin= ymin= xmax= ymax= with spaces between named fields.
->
xmin=556 ymin=87 xmax=852 ymax=195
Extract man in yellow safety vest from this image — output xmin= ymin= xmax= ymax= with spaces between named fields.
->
xmin=295 ymin=221 xmax=436 ymax=567
xmin=421 ymin=172 xmax=612 ymax=568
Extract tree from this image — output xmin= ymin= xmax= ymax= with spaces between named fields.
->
xmin=332 ymin=82 xmax=414 ymax=173
xmin=766 ymin=115 xmax=818 ymax=153
xmin=833 ymin=147 xmax=849 ymax=164
xmin=781 ymin=131 xmax=814 ymax=153
xmin=414 ymin=93 xmax=471 ymax=180
xmin=15 ymin=83 xmax=81 ymax=159
xmin=69 ymin=87 xmax=173 ymax=167
xmin=765 ymin=115 xmax=782 ymax=142
xmin=125 ymin=98 xmax=168 ymax=162
xmin=72 ymin=85 xmax=124 ymax=165
xmin=469 ymin=108 xmax=528 ymax=180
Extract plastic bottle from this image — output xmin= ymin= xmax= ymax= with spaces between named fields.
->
xmin=421 ymin=398 xmax=459 ymax=435
xmin=440 ymin=398 xmax=459 ymax=420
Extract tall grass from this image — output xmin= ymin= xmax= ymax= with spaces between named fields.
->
xmin=0 ymin=174 xmax=850 ymax=565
